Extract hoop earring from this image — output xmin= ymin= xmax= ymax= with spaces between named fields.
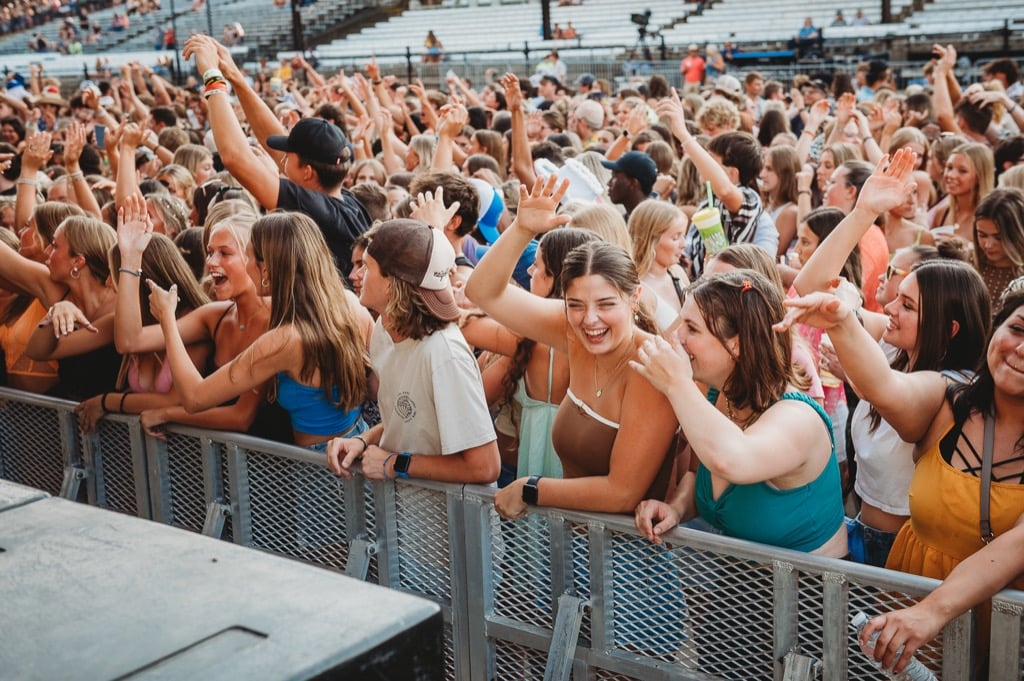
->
xmin=261 ymin=277 xmax=269 ymax=289
xmin=70 ymin=266 xmax=81 ymax=280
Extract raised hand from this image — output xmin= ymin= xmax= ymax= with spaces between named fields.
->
xmin=21 ymin=130 xmax=53 ymax=173
xmin=654 ymin=88 xmax=688 ymax=141
xmin=146 ymin=280 xmax=179 ymax=324
xmin=630 ymin=334 xmax=691 ymax=396
xmin=117 ymin=193 xmax=154 ymax=260
xmin=63 ymin=121 xmax=88 ymax=167
xmin=410 ymin=186 xmax=458 ymax=230
xmin=774 ymin=291 xmax=852 ymax=333
xmin=516 ymin=175 xmax=571 ymax=235
xmin=182 ymin=34 xmax=220 ymax=74
xmin=500 ymin=72 xmax=522 ymax=111
xmin=833 ymin=92 xmax=856 ymax=126
xmin=119 ymin=121 xmax=144 ymax=149
xmin=853 ymin=148 xmax=918 ymax=216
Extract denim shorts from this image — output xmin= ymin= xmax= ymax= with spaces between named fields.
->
xmin=845 ymin=513 xmax=898 ymax=568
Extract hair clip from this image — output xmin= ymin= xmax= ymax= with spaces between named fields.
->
xmin=741 ymin=279 xmax=753 ymax=292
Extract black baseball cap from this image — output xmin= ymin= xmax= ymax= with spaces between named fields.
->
xmin=601 ymin=151 xmax=658 ymax=195
xmin=266 ymin=117 xmax=353 ymax=166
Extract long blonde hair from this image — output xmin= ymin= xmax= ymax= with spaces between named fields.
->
xmin=250 ymin=212 xmax=369 ymax=409
xmin=628 ymin=200 xmax=687 ymax=276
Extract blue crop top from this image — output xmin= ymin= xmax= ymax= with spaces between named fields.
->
xmin=695 ymin=392 xmax=844 ymax=553
xmin=276 ymin=372 xmax=361 ymax=436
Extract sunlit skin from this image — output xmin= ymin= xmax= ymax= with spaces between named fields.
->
xmin=816 ymin=150 xmax=837 ymax=193
xmin=987 ymin=307 xmax=1024 ymax=397
xmin=975 ymin=217 xmax=1012 ymax=268
xmin=563 ymin=274 xmax=637 ymax=357
xmin=654 ymin=218 xmax=688 ymax=270
xmin=193 ymin=157 xmax=216 ymax=185
xmin=875 ymin=248 xmax=916 ymax=308
xmin=824 ymin=166 xmax=853 ymax=211
xmin=793 ymin=222 xmax=820 ymax=266
xmin=943 ymin=152 xmax=977 ymax=199
xmin=759 ymin=158 xmax=779 ymax=194
xmin=358 ymin=251 xmax=390 ymax=317
xmin=43 ymin=227 xmax=75 ymax=283
xmin=527 ymin=250 xmax=554 ymax=298
xmin=348 ymin=245 xmax=367 ymax=296
xmin=18 ymin=217 xmax=45 ymax=262
xmin=881 ymin=272 xmax=921 ymax=357
xmin=204 ymin=227 xmax=252 ymax=301
xmin=675 ymin=295 xmax=737 ymax=389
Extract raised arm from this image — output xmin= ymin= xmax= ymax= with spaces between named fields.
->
xmin=149 ymin=279 xmax=290 ymax=413
xmin=431 ymin=103 xmax=468 ymax=172
xmin=775 ymin=291 xmax=947 ymax=443
xmin=631 ymin=334 xmax=824 ymax=484
xmin=656 ymin=89 xmax=744 ymax=214
xmin=184 ymin=35 xmax=282 ymax=210
xmin=502 ymin=73 xmax=536 ymax=186
xmin=15 ymin=131 xmax=50 ymax=234
xmin=113 ymin=197 xmax=213 ymax=353
xmin=115 ymin=122 xmax=146 ymax=208
xmin=465 ymin=177 xmax=571 ymax=350
xmin=931 ymin=44 xmax=961 ymax=134
xmin=793 ymin=149 xmax=917 ymax=295
xmin=62 ymin=122 xmax=102 ymax=218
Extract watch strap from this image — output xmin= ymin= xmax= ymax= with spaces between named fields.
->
xmin=522 ymin=475 xmax=542 ymax=505
xmin=394 ymin=452 xmax=412 ymax=479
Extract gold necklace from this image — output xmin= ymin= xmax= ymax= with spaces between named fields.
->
xmin=593 ymin=337 xmax=635 ymax=398
xmin=724 ymin=395 xmax=736 ymax=421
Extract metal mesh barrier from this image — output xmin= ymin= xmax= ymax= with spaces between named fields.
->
xmin=159 ymin=430 xmax=212 ymax=533
xmin=89 ymin=416 xmax=145 ymax=516
xmin=0 ymin=389 xmax=1015 ymax=681
xmin=0 ymin=388 xmax=77 ymax=495
xmin=239 ymin=446 xmax=349 ymax=570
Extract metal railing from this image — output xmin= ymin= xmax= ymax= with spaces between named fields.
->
xmin=0 ymin=385 xmax=1019 ymax=680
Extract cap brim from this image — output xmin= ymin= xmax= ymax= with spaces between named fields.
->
xmin=265 ymin=134 xmax=290 ymax=153
xmin=421 ymin=286 xmax=460 ymax=322
xmin=599 ymin=159 xmax=618 ymax=171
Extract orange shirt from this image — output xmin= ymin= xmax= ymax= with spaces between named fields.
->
xmin=859 ymin=224 xmax=889 ymax=313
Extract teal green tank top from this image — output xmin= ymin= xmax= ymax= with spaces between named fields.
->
xmin=695 ymin=392 xmax=844 ymax=553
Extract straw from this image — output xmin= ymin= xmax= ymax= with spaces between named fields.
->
xmin=705 ymin=181 xmax=713 ymax=207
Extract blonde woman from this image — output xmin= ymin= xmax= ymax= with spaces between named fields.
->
xmin=628 ymin=199 xmax=689 ymax=329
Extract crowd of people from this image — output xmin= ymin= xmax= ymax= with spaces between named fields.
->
xmin=0 ymin=33 xmax=1022 ymax=674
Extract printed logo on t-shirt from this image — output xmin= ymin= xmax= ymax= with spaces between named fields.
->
xmin=395 ymin=392 xmax=417 ymax=422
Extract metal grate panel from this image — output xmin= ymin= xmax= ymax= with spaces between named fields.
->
xmin=0 ymin=398 xmax=68 ymax=494
xmin=393 ymin=483 xmax=451 ymax=602
xmin=493 ymin=515 xmax=554 ymax=629
xmin=92 ymin=419 xmax=138 ymax=515
xmin=493 ymin=639 xmax=548 ymax=679
xmin=663 ymin=542 xmax=775 ymax=680
xmin=847 ymin=580 xmax=942 ymax=679
xmin=243 ymin=448 xmax=348 ymax=570
xmin=164 ymin=432 xmax=208 ymax=533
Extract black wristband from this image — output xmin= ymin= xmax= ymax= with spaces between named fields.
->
xmin=522 ymin=475 xmax=542 ymax=505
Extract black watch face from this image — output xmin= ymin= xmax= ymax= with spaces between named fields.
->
xmin=395 ymin=454 xmax=411 ymax=473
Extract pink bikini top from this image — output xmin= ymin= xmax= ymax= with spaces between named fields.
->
xmin=127 ymin=354 xmax=174 ymax=394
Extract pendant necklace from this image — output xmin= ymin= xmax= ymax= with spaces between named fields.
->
xmin=593 ymin=335 xmax=635 ymax=398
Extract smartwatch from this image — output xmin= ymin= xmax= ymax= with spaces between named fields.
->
xmin=522 ymin=475 xmax=542 ymax=505
xmin=393 ymin=452 xmax=412 ymax=479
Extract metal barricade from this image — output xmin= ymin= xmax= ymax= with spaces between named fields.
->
xmin=84 ymin=413 xmax=150 ymax=517
xmin=0 ymin=387 xmax=83 ymax=500
xmin=0 ymin=387 xmax=1020 ymax=680
xmin=460 ymin=485 xmax=975 ymax=681
xmin=991 ymin=589 xmax=1024 ymax=681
